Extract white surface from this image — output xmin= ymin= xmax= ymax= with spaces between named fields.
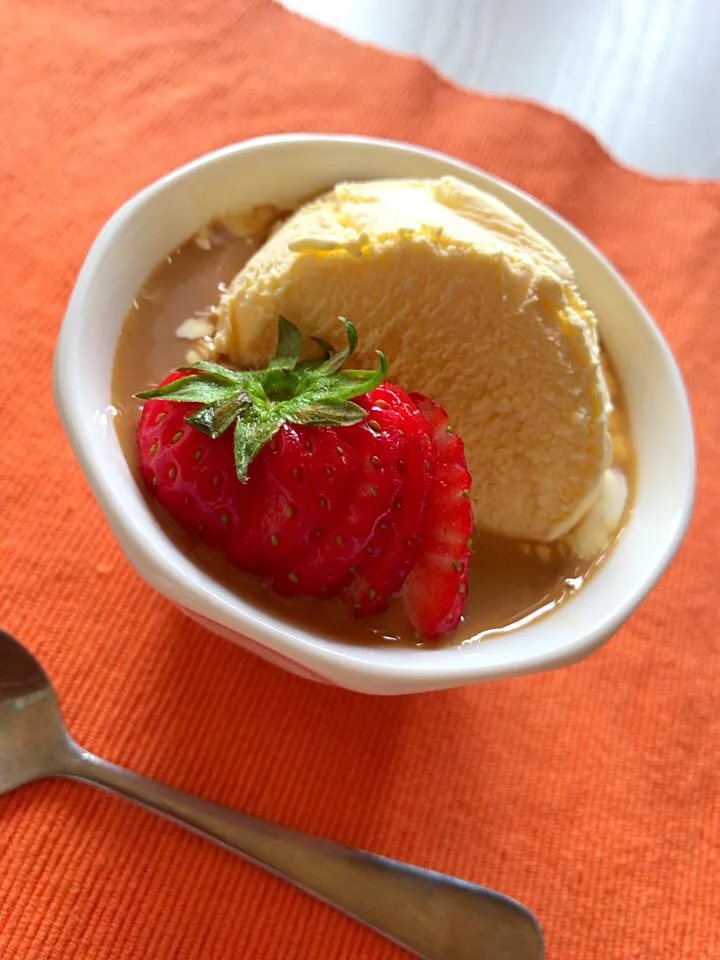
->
xmin=280 ymin=0 xmax=720 ymax=179
xmin=53 ymin=134 xmax=695 ymax=694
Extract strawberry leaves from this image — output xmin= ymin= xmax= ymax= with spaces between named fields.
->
xmin=268 ymin=316 xmax=303 ymax=372
xmin=137 ymin=374 xmax=237 ymax=406
xmin=136 ymin=317 xmax=387 ymax=482
xmin=308 ymin=318 xmax=359 ymax=379
xmin=285 ymin=399 xmax=366 ymax=427
xmin=233 ymin=411 xmax=285 ymax=482
xmin=187 ymin=392 xmax=253 ymax=439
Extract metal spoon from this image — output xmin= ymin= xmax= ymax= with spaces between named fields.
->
xmin=0 ymin=628 xmax=543 ymax=959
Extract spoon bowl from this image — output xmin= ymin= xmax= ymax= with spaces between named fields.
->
xmin=0 ymin=631 xmax=71 ymax=793
xmin=0 ymin=627 xmax=543 ymax=960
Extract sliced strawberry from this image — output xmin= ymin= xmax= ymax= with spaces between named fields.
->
xmin=137 ymin=373 xmax=254 ymax=555
xmin=280 ymin=403 xmax=404 ymax=598
xmin=230 ymin=424 xmax=357 ymax=584
xmin=343 ymin=385 xmax=436 ymax=616
xmin=136 ymin=320 xmax=426 ymax=604
xmin=137 ymin=320 xmax=473 ymax=638
xmin=402 ymin=394 xmax=474 ymax=640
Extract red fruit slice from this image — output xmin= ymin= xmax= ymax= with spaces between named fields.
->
xmin=402 ymin=394 xmax=474 ymax=640
xmin=343 ymin=385 xmax=436 ymax=616
xmin=137 ymin=374 xmax=257 ymax=557
xmin=260 ymin=423 xmax=390 ymax=597
xmin=229 ymin=424 xmax=355 ymax=583
xmin=281 ymin=414 xmax=404 ymax=598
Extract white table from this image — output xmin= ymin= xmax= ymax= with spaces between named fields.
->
xmin=280 ymin=0 xmax=720 ymax=180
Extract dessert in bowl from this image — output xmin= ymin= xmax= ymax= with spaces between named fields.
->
xmin=54 ymin=135 xmax=694 ymax=694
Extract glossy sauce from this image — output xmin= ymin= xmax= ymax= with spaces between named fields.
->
xmin=112 ymin=216 xmax=635 ymax=648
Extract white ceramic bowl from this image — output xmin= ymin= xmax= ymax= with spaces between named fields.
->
xmin=54 ymin=134 xmax=695 ymax=695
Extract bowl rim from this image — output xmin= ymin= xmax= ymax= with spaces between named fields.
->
xmin=53 ymin=133 xmax=696 ymax=692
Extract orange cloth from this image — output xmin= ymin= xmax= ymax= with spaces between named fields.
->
xmin=1 ymin=1 xmax=718 ymax=957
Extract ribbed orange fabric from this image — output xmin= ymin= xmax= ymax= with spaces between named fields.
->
xmin=1 ymin=1 xmax=718 ymax=957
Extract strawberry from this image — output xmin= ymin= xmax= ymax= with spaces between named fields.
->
xmin=268 ymin=389 xmax=411 ymax=598
xmin=402 ymin=394 xmax=474 ymax=640
xmin=137 ymin=319 xmax=474 ymax=640
xmin=137 ymin=319 xmax=437 ymax=607
xmin=342 ymin=385 xmax=436 ymax=616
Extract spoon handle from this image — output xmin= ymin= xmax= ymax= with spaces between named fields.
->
xmin=62 ymin=744 xmax=542 ymax=960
